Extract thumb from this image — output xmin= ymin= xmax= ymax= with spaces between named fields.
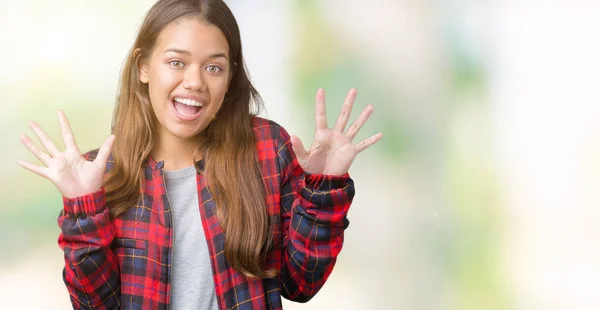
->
xmin=290 ymin=135 xmax=308 ymax=164
xmin=94 ymin=134 xmax=115 ymax=170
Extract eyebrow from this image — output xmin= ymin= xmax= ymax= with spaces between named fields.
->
xmin=163 ymin=48 xmax=228 ymax=60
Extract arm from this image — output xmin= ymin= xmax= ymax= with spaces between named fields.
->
xmin=277 ymin=88 xmax=382 ymax=302
xmin=58 ymin=188 xmax=121 ymax=309
xmin=17 ymin=110 xmax=118 ymax=309
xmin=278 ymin=127 xmax=355 ymax=302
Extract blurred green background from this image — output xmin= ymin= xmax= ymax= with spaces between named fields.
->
xmin=2 ymin=1 xmax=599 ymax=309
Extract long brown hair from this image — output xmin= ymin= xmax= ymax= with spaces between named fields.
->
xmin=105 ymin=0 xmax=275 ymax=278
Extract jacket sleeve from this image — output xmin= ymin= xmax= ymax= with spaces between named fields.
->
xmin=57 ymin=187 xmax=121 ymax=309
xmin=276 ymin=126 xmax=355 ymax=302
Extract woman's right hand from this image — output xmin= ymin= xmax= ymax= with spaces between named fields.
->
xmin=18 ymin=110 xmax=115 ymax=198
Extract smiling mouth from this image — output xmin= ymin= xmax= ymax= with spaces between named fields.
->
xmin=172 ymin=97 xmax=203 ymax=116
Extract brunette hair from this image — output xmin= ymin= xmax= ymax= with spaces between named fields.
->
xmin=105 ymin=0 xmax=275 ymax=278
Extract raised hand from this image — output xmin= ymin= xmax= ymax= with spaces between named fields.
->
xmin=290 ymin=88 xmax=383 ymax=176
xmin=18 ymin=110 xmax=115 ymax=198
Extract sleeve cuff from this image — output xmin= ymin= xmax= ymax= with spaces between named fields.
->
xmin=303 ymin=173 xmax=350 ymax=191
xmin=297 ymin=173 xmax=354 ymax=225
xmin=62 ymin=188 xmax=107 ymax=217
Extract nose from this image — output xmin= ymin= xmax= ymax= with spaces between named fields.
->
xmin=182 ymin=65 xmax=207 ymax=91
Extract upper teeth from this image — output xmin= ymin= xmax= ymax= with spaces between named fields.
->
xmin=174 ymin=98 xmax=203 ymax=106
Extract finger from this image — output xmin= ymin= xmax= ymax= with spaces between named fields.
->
xmin=355 ymin=132 xmax=383 ymax=153
xmin=290 ymin=135 xmax=309 ymax=165
xmin=345 ymin=104 xmax=374 ymax=140
xmin=17 ymin=159 xmax=48 ymax=179
xmin=333 ymin=88 xmax=357 ymax=132
xmin=93 ymin=135 xmax=115 ymax=170
xmin=29 ymin=122 xmax=61 ymax=156
xmin=57 ymin=110 xmax=80 ymax=153
xmin=315 ymin=88 xmax=328 ymax=131
xmin=20 ymin=134 xmax=52 ymax=165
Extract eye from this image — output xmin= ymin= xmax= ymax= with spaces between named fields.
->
xmin=206 ymin=65 xmax=223 ymax=74
xmin=168 ymin=60 xmax=185 ymax=68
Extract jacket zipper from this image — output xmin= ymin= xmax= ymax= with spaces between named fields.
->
xmin=161 ymin=165 xmax=175 ymax=310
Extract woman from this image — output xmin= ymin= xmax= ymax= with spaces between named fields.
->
xmin=18 ymin=0 xmax=382 ymax=309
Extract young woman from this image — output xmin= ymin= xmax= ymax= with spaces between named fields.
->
xmin=18 ymin=0 xmax=382 ymax=309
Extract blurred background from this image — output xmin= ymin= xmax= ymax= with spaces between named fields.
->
xmin=1 ymin=0 xmax=599 ymax=309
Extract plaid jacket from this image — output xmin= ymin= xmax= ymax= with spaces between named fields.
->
xmin=57 ymin=117 xmax=355 ymax=309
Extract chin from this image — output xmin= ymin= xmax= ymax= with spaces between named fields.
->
xmin=169 ymin=123 xmax=208 ymax=140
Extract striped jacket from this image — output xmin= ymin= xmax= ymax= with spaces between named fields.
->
xmin=57 ymin=117 xmax=355 ymax=309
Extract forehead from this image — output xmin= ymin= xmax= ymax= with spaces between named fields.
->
xmin=154 ymin=17 xmax=229 ymax=56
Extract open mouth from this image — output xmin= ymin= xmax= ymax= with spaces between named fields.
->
xmin=172 ymin=97 xmax=203 ymax=117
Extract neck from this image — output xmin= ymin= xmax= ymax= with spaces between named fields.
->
xmin=151 ymin=131 xmax=202 ymax=171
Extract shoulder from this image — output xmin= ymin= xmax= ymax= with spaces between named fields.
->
xmin=83 ymin=149 xmax=115 ymax=173
xmin=251 ymin=116 xmax=297 ymax=173
xmin=83 ymin=149 xmax=100 ymax=161
xmin=251 ymin=116 xmax=291 ymax=143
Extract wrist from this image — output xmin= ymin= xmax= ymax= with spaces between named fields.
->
xmin=62 ymin=187 xmax=107 ymax=217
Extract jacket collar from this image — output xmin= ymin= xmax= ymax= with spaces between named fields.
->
xmin=145 ymin=156 xmax=205 ymax=172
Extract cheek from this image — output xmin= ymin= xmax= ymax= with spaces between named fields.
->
xmin=209 ymin=78 xmax=230 ymax=100
xmin=149 ymin=67 xmax=180 ymax=100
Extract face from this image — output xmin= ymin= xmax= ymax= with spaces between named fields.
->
xmin=139 ymin=17 xmax=231 ymax=143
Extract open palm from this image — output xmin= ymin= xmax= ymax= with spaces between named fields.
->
xmin=291 ymin=88 xmax=383 ymax=176
xmin=18 ymin=110 xmax=114 ymax=198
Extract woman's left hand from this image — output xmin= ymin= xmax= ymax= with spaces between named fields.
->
xmin=291 ymin=88 xmax=383 ymax=176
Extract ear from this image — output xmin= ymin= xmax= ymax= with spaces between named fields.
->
xmin=135 ymin=48 xmax=149 ymax=84
xmin=140 ymin=64 xmax=149 ymax=84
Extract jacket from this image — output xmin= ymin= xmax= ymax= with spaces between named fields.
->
xmin=57 ymin=117 xmax=355 ymax=309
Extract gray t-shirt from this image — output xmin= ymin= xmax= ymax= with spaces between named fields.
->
xmin=164 ymin=166 xmax=219 ymax=310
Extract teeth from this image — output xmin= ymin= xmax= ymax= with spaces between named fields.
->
xmin=174 ymin=98 xmax=203 ymax=107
